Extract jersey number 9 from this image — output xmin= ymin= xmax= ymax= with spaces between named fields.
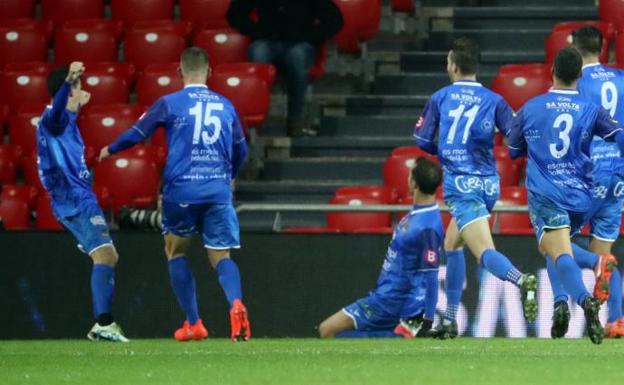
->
xmin=190 ymin=102 xmax=224 ymax=146
xmin=601 ymin=81 xmax=618 ymax=118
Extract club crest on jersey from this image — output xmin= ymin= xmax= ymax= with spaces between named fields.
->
xmin=424 ymin=249 xmax=438 ymax=266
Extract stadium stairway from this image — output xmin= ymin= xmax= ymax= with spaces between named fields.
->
xmin=235 ymin=0 xmax=598 ymax=230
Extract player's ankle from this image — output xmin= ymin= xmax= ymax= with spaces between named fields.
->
xmin=96 ymin=313 xmax=114 ymax=327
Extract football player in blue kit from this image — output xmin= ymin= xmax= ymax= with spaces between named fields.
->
xmin=508 ymin=47 xmax=624 ymax=344
xmin=414 ymin=38 xmax=538 ymax=339
xmin=100 ymin=47 xmax=251 ymax=342
xmin=37 ymin=62 xmax=128 ymax=342
xmin=318 ymin=158 xmax=443 ymax=339
xmin=545 ymin=26 xmax=624 ymax=339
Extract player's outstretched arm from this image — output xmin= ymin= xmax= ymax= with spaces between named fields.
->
xmin=99 ymin=98 xmax=169 ymax=162
xmin=45 ymin=62 xmax=85 ymax=135
xmin=507 ymin=109 xmax=527 ymax=159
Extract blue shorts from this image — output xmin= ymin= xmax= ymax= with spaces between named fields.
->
xmin=342 ymin=296 xmax=399 ymax=331
xmin=587 ymin=176 xmax=624 ymax=242
xmin=443 ymin=173 xmax=500 ymax=231
xmin=161 ymin=201 xmax=240 ymax=249
xmin=528 ymin=191 xmax=587 ymax=243
xmin=57 ymin=198 xmax=113 ymax=255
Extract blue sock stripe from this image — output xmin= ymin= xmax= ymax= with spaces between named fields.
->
xmin=91 ymin=264 xmax=115 ymax=318
xmin=481 ymin=249 xmax=522 ymax=286
xmin=546 ymin=256 xmax=568 ymax=303
xmin=445 ymin=249 xmax=465 ymax=308
xmin=608 ymin=268 xmax=623 ymax=322
xmin=444 ymin=304 xmax=459 ymax=321
xmin=216 ymin=258 xmax=243 ymax=308
xmin=168 ymin=256 xmax=200 ymax=325
xmin=571 ymin=243 xmax=599 ymax=270
xmin=555 ymin=254 xmax=590 ymax=306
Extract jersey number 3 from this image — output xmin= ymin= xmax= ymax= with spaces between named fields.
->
xmin=190 ymin=102 xmax=224 ymax=146
xmin=549 ymin=113 xmax=573 ymax=159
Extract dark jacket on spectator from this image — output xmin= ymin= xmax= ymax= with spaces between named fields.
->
xmin=226 ymin=0 xmax=344 ymax=46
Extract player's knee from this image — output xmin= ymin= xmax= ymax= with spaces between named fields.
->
xmin=318 ymin=321 xmax=336 ymax=338
xmin=91 ymin=245 xmax=118 ymax=266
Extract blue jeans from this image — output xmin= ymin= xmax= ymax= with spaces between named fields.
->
xmin=248 ymin=40 xmax=316 ymax=120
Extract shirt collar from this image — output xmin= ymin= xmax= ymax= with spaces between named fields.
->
xmin=549 ymin=89 xmax=579 ymax=95
xmin=184 ymin=83 xmax=208 ymax=89
xmin=582 ymin=62 xmax=601 ymax=70
xmin=453 ymin=81 xmax=482 ymax=87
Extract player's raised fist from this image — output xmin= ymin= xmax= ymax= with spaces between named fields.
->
xmin=98 ymin=146 xmax=111 ymax=162
xmin=66 ymin=62 xmax=85 ymax=83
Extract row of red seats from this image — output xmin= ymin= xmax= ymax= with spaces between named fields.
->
xmin=0 ymin=61 xmax=275 ymax=129
xmin=493 ymin=21 xmax=624 ymax=111
xmin=0 ymin=0 xmax=231 ymax=29
xmin=0 ymin=0 xmax=381 ymax=56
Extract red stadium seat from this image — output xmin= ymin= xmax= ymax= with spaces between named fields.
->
xmin=327 ymin=195 xmax=392 ymax=232
xmin=383 ymin=147 xmax=436 ymax=198
xmin=111 ymin=0 xmax=175 ymax=24
xmin=0 ymin=21 xmax=48 ymax=67
xmin=599 ymin=0 xmax=624 ymax=30
xmin=9 ymin=103 xmax=46 ymax=157
xmin=1 ymin=184 xmax=38 ymax=209
xmin=617 ymin=33 xmax=624 ymax=69
xmin=498 ymin=186 xmax=527 ymax=205
xmin=1 ymin=63 xmax=52 ymax=110
xmin=496 ymin=158 xmax=521 ymax=186
xmin=80 ymin=65 xmax=130 ymax=105
xmin=136 ymin=63 xmax=184 ymax=106
xmin=193 ymin=29 xmax=250 ymax=67
xmin=42 ymin=0 xmax=104 ymax=25
xmin=334 ymin=0 xmax=381 ymax=54
xmin=308 ymin=44 xmax=328 ymax=80
xmin=0 ymin=144 xmax=17 ymax=184
xmin=128 ymin=20 xmax=193 ymax=40
xmin=281 ymin=227 xmax=340 ymax=234
xmin=113 ymin=144 xmax=166 ymax=169
xmin=35 ymin=193 xmax=63 ymax=230
xmin=545 ymin=21 xmax=614 ymax=65
xmin=79 ymin=104 xmax=145 ymax=151
xmin=124 ymin=25 xmax=187 ymax=72
xmin=20 ymin=152 xmax=44 ymax=192
xmin=208 ymin=63 xmax=275 ymax=127
xmin=84 ymin=62 xmax=136 ymax=85
xmin=0 ymin=104 xmax=8 ymax=133
xmin=390 ymin=0 xmax=414 ymax=13
xmin=0 ymin=196 xmax=30 ymax=229
xmin=180 ymin=0 xmax=232 ymax=29
xmin=334 ymin=185 xmax=398 ymax=203
xmin=0 ymin=0 xmax=36 ymax=20
xmin=497 ymin=212 xmax=533 ymax=235
xmin=93 ymin=155 xmax=159 ymax=213
xmin=54 ymin=20 xmax=123 ymax=64
xmin=491 ymin=64 xmax=551 ymax=111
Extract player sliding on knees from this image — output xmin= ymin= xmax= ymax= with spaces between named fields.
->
xmin=318 ymin=158 xmax=444 ymax=339
xmin=544 ymin=26 xmax=624 ymax=339
xmin=100 ymin=47 xmax=251 ymax=342
xmin=508 ymin=47 xmax=624 ymax=344
xmin=414 ymin=37 xmax=537 ymax=339
xmin=37 ymin=62 xmax=128 ymax=342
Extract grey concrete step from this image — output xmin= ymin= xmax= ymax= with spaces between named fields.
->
xmin=400 ymin=51 xmax=544 ymax=73
xmin=261 ymin=157 xmax=385 ymax=181
xmin=291 ymin=136 xmax=411 ymax=157
xmin=236 ymin=179 xmax=380 ymax=203
xmin=373 ymin=72 xmax=495 ymax=95
xmin=340 ymin=95 xmax=430 ymax=115
xmin=449 ymin=6 xmax=597 ymax=29
xmin=426 ymin=29 xmax=551 ymax=51
xmin=319 ymin=115 xmax=421 ymax=136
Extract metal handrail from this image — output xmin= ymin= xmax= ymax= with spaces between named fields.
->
xmin=235 ymin=203 xmax=529 ymax=213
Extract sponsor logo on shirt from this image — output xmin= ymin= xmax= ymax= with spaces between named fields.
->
xmin=90 ymin=215 xmax=107 ymax=226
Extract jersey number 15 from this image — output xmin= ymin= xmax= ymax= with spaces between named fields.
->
xmin=190 ymin=102 xmax=224 ymax=146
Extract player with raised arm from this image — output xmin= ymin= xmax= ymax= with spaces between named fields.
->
xmin=100 ymin=47 xmax=251 ymax=342
xmin=37 ymin=62 xmax=128 ymax=342
xmin=414 ymin=38 xmax=538 ymax=339
xmin=318 ymin=158 xmax=443 ymax=339
xmin=508 ymin=47 xmax=624 ymax=344
xmin=545 ymin=26 xmax=624 ymax=339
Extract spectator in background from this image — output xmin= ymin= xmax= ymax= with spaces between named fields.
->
xmin=226 ymin=0 xmax=343 ymax=137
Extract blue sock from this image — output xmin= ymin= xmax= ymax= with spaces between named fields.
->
xmin=555 ymin=254 xmax=590 ymax=306
xmin=545 ymin=256 xmax=568 ymax=303
xmin=336 ymin=330 xmax=399 ymax=338
xmin=168 ymin=257 xmax=200 ymax=325
xmin=608 ymin=269 xmax=623 ymax=322
xmin=445 ymin=249 xmax=465 ymax=321
xmin=571 ymin=243 xmax=599 ymax=269
xmin=216 ymin=258 xmax=242 ymax=308
xmin=91 ymin=264 xmax=115 ymax=322
xmin=480 ymin=249 xmax=523 ymax=286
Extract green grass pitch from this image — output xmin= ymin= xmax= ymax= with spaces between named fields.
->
xmin=1 ymin=338 xmax=623 ymax=385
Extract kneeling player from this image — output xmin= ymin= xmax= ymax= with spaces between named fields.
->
xmin=318 ymin=158 xmax=443 ymax=338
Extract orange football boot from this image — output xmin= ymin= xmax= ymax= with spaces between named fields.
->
xmin=604 ymin=318 xmax=624 ymax=338
xmin=230 ymin=299 xmax=251 ymax=342
xmin=174 ymin=319 xmax=208 ymax=342
xmin=593 ymin=254 xmax=618 ymax=303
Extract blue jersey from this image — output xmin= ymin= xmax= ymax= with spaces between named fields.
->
xmin=578 ymin=63 xmax=624 ymax=178
xmin=414 ymin=81 xmax=514 ymax=176
xmin=369 ymin=204 xmax=444 ymax=316
xmin=109 ymin=84 xmax=248 ymax=204
xmin=37 ymin=83 xmax=94 ymax=218
xmin=508 ymin=89 xmax=622 ymax=212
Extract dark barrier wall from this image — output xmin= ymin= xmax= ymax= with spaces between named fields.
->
xmin=2 ymin=232 xmax=623 ymax=339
